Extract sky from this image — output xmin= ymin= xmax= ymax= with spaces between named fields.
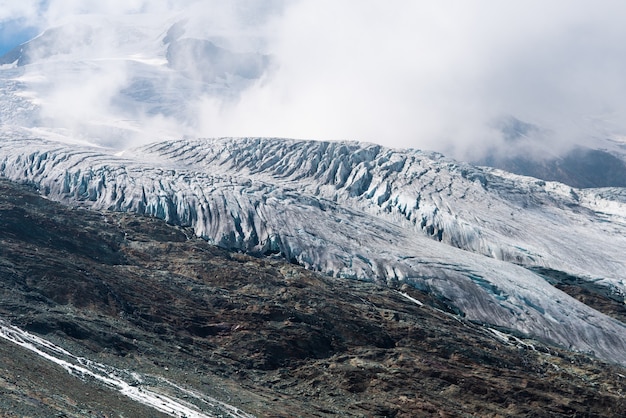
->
xmin=0 ymin=1 xmax=42 ymax=55
xmin=1 ymin=0 xmax=626 ymax=160
xmin=0 ymin=23 xmax=36 ymax=56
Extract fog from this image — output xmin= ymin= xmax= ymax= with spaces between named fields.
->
xmin=3 ymin=0 xmax=626 ymax=159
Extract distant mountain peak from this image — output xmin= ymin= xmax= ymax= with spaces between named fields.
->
xmin=478 ymin=145 xmax=626 ymax=188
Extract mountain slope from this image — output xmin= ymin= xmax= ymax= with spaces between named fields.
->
xmin=477 ymin=146 xmax=626 ymax=188
xmin=0 ymin=178 xmax=625 ymax=417
xmin=1 ymin=137 xmax=625 ymax=367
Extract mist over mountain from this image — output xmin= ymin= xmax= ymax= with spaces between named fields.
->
xmin=478 ymin=146 xmax=626 ymax=188
xmin=1 ymin=3 xmax=626 ymax=417
xmin=4 ymin=1 xmax=626 ymax=154
xmin=473 ymin=116 xmax=626 ymax=188
xmin=0 ymin=12 xmax=276 ymax=147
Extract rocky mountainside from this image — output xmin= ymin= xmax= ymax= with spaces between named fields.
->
xmin=1 ymin=178 xmax=625 ymax=417
xmin=474 ymin=116 xmax=626 ymax=188
xmin=0 ymin=13 xmax=271 ymax=146
xmin=477 ymin=146 xmax=626 ymax=188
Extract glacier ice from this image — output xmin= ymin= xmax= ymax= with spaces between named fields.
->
xmin=1 ymin=137 xmax=626 ymax=365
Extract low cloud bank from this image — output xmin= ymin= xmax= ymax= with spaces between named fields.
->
xmin=2 ymin=1 xmax=626 ymax=159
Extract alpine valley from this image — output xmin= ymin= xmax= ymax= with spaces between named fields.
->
xmin=0 ymin=10 xmax=625 ymax=418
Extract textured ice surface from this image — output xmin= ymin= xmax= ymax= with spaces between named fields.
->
xmin=1 ymin=137 xmax=626 ymax=365
xmin=2 ymin=11 xmax=625 ymax=367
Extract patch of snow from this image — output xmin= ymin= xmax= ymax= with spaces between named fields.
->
xmin=0 ymin=318 xmax=254 ymax=418
xmin=398 ymin=292 xmax=423 ymax=307
xmin=0 ymin=61 xmax=18 ymax=70
xmin=127 ymin=54 xmax=169 ymax=66
xmin=488 ymin=327 xmax=536 ymax=352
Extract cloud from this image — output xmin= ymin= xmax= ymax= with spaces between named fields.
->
xmin=0 ymin=1 xmax=45 ymax=54
xmin=5 ymin=0 xmax=626 ymax=159
xmin=184 ymin=0 xmax=626 ymax=159
xmin=0 ymin=1 xmax=42 ymax=23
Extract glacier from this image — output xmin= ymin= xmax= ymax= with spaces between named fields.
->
xmin=1 ymin=136 xmax=625 ymax=366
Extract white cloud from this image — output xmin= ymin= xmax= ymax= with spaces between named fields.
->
xmin=0 ymin=1 xmax=41 ymax=23
xmin=269 ymin=1 xmax=626 ymax=157
xmin=182 ymin=0 xmax=626 ymax=158
xmin=5 ymin=0 xmax=626 ymax=158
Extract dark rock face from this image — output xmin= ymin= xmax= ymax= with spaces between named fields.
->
xmin=0 ymin=178 xmax=625 ymax=417
xmin=478 ymin=146 xmax=626 ymax=188
xmin=531 ymin=267 xmax=626 ymax=324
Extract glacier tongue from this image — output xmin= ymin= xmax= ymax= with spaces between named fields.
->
xmin=1 ymin=137 xmax=626 ymax=365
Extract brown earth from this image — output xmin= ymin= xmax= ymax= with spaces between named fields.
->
xmin=0 ymin=178 xmax=624 ymax=417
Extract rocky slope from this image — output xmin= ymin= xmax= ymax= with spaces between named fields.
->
xmin=0 ymin=178 xmax=625 ymax=417
xmin=477 ymin=146 xmax=626 ymax=188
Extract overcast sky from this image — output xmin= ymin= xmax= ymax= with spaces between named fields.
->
xmin=1 ymin=0 xmax=626 ymax=159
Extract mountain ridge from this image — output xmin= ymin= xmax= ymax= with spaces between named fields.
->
xmin=1 ymin=10 xmax=625 ymax=416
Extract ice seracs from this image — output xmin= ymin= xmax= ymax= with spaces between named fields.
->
xmin=1 ymin=137 xmax=625 ymax=366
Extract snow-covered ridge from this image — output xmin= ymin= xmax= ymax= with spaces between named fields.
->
xmin=1 ymin=137 xmax=626 ymax=366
